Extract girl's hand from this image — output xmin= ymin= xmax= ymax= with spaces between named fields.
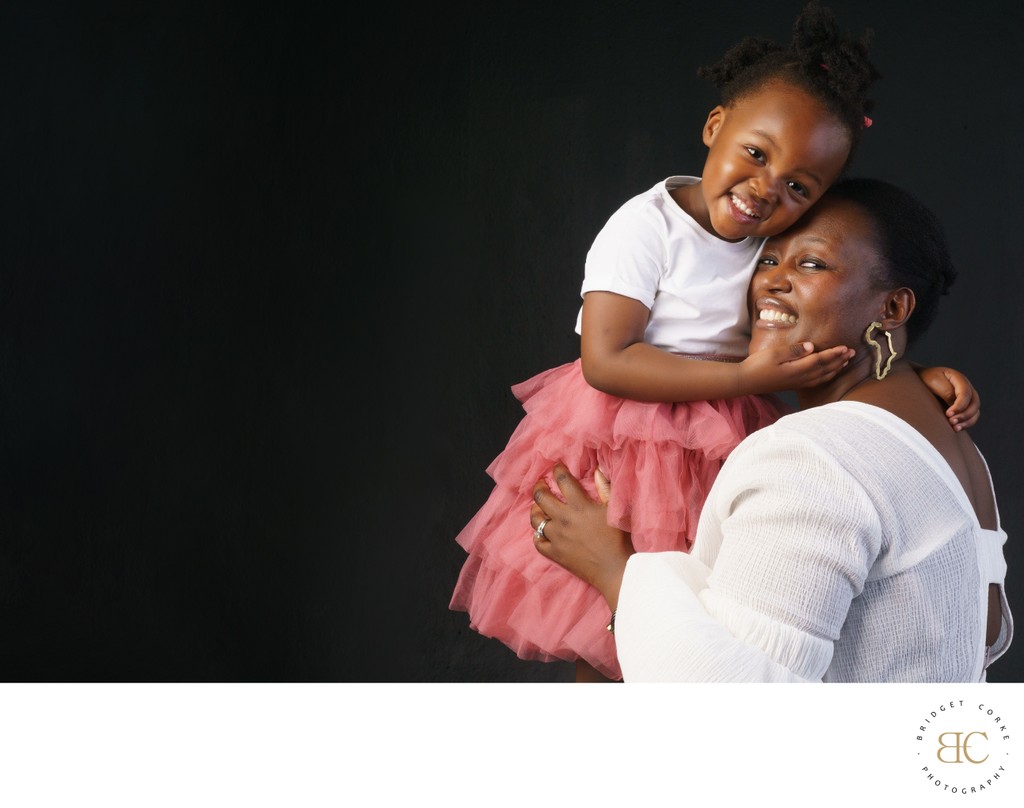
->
xmin=530 ymin=464 xmax=633 ymax=609
xmin=917 ymin=366 xmax=980 ymax=431
xmin=738 ymin=342 xmax=854 ymax=394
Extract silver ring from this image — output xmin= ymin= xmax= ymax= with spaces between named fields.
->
xmin=534 ymin=518 xmax=549 ymax=540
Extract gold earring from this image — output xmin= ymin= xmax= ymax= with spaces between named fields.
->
xmin=864 ymin=321 xmax=897 ymax=380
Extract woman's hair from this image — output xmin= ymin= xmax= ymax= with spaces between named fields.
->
xmin=699 ymin=1 xmax=881 ymax=167
xmin=825 ymin=178 xmax=957 ymax=345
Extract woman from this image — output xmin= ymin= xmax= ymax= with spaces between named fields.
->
xmin=530 ymin=178 xmax=1013 ymax=682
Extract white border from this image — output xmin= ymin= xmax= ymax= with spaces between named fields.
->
xmin=1 ymin=683 xmax=1021 ymax=805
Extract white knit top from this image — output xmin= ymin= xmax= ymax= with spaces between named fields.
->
xmin=573 ymin=176 xmax=762 ymax=357
xmin=615 ymin=402 xmax=1013 ymax=682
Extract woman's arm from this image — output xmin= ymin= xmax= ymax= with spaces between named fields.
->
xmin=580 ymin=291 xmax=854 ymax=402
xmin=532 ymin=431 xmax=880 ymax=682
xmin=612 ymin=553 xmax=816 ymax=682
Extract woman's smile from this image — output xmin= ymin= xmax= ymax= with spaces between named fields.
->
xmin=748 ymin=195 xmax=888 ymax=357
xmin=754 ymin=297 xmax=798 ymax=326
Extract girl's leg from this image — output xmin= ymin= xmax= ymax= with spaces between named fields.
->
xmin=575 ymin=659 xmax=618 ymax=683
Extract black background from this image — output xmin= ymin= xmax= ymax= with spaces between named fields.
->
xmin=1 ymin=0 xmax=1021 ymax=683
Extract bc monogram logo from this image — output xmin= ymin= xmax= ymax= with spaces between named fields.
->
xmin=935 ymin=731 xmax=988 ymax=764
xmin=913 ymin=700 xmax=1012 ymax=796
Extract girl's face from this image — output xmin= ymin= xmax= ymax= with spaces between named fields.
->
xmin=748 ymin=196 xmax=889 ymax=364
xmin=695 ymin=81 xmax=851 ymax=242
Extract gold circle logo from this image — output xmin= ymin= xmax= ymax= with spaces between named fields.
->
xmin=914 ymin=698 xmax=1012 ymax=795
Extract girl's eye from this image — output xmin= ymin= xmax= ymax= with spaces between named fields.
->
xmin=757 ymin=256 xmax=778 ymax=268
xmin=787 ymin=180 xmax=809 ymax=198
xmin=799 ymin=258 xmax=826 ymax=269
xmin=745 ymin=146 xmax=765 ymax=163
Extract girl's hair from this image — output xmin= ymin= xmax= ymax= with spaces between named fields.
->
xmin=825 ymin=178 xmax=957 ymax=346
xmin=699 ymin=1 xmax=881 ymax=167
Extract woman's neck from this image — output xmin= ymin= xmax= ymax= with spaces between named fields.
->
xmin=794 ymin=356 xmax=908 ymax=411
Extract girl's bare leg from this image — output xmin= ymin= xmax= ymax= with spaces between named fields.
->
xmin=575 ymin=659 xmax=618 ymax=683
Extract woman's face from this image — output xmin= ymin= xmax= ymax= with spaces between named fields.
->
xmin=748 ymin=196 xmax=890 ymax=360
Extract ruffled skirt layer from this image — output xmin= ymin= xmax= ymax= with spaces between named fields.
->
xmin=449 ymin=359 xmax=786 ymax=679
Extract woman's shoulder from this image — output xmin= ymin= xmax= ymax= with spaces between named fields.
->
xmin=732 ymin=402 xmax=923 ymax=472
xmin=769 ymin=401 xmax=917 ymax=438
xmin=736 ymin=402 xmax=975 ymax=497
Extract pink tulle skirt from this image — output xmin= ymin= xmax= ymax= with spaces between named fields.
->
xmin=449 ymin=358 xmax=788 ymax=679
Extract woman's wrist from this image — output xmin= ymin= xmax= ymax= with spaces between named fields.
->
xmin=596 ymin=554 xmax=631 ymax=613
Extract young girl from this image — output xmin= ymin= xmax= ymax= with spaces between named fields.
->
xmin=449 ymin=1 xmax=976 ymax=681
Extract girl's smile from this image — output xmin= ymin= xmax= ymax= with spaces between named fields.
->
xmin=674 ymin=80 xmax=852 ymax=243
xmin=727 ymin=192 xmax=763 ymax=224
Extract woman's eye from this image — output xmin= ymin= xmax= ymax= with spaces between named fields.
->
xmin=788 ymin=180 xmax=809 ymax=198
xmin=745 ymin=146 xmax=765 ymax=163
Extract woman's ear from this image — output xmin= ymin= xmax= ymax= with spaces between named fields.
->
xmin=702 ymin=106 xmax=726 ymax=148
xmin=878 ymin=287 xmax=916 ymax=332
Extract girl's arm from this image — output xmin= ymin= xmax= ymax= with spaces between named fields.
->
xmin=915 ymin=365 xmax=980 ymax=431
xmin=580 ymin=291 xmax=852 ymax=402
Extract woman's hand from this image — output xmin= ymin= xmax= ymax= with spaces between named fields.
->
xmin=530 ymin=464 xmax=634 ymax=610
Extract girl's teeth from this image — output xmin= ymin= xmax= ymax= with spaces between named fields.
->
xmin=759 ymin=309 xmax=798 ymax=324
xmin=731 ymin=194 xmax=758 ymax=218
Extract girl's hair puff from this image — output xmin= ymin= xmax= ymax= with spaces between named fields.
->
xmin=698 ymin=1 xmax=882 ymax=167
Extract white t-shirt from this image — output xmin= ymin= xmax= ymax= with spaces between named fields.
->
xmin=574 ymin=176 xmax=763 ymax=357
xmin=614 ymin=402 xmax=1013 ymax=682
